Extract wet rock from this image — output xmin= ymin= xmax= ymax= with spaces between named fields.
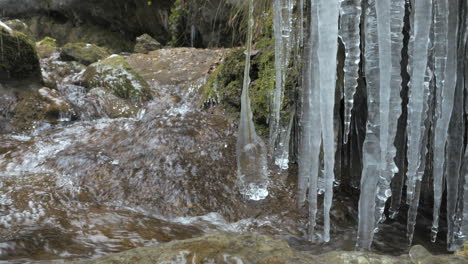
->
xmin=87 ymin=87 xmax=140 ymax=118
xmin=60 ymin=42 xmax=110 ymax=66
xmin=409 ymin=245 xmax=467 ymax=264
xmin=41 ymin=58 xmax=86 ymax=89
xmin=12 ymin=87 xmax=73 ymax=130
xmin=0 ymin=24 xmax=41 ymax=81
xmin=36 ymin=36 xmax=58 ymax=58
xmin=81 ymin=55 xmax=152 ymax=102
xmin=77 ymin=232 xmax=320 ymax=264
xmin=134 ymin=34 xmax=162 ymax=54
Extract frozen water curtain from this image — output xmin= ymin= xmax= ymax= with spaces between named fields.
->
xmin=240 ymin=0 xmax=467 ymax=250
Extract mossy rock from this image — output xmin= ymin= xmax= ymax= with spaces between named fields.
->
xmin=0 ymin=25 xmax=41 ymax=81
xmin=201 ymin=36 xmax=284 ymax=136
xmin=81 ymin=55 xmax=152 ymax=102
xmin=36 ymin=36 xmax=58 ymax=58
xmin=3 ymin=19 xmax=34 ymax=38
xmin=13 ymin=87 xmax=72 ymax=131
xmin=134 ymin=34 xmax=162 ymax=54
xmin=60 ymin=42 xmax=110 ymax=65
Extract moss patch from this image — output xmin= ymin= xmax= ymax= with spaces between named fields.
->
xmin=81 ymin=55 xmax=152 ymax=102
xmin=0 ymin=27 xmax=41 ymax=81
xmin=60 ymin=42 xmax=110 ymax=65
xmin=36 ymin=36 xmax=58 ymax=58
xmin=201 ymin=36 xmax=288 ymax=136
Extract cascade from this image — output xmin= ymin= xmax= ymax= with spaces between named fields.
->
xmin=236 ymin=0 xmax=269 ymax=201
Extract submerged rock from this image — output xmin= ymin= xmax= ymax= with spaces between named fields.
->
xmin=0 ymin=24 xmax=41 ymax=81
xmin=60 ymin=42 xmax=110 ymax=66
xmin=134 ymin=34 xmax=162 ymax=54
xmin=81 ymin=55 xmax=152 ymax=102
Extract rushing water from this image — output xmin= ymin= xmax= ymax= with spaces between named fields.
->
xmin=0 ymin=46 xmax=452 ymax=262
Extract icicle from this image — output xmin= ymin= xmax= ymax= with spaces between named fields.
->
xmin=236 ymin=0 xmax=269 ymax=201
xmin=431 ymin=0 xmax=459 ymax=243
xmin=270 ymin=0 xmax=294 ymax=168
xmin=373 ymin=0 xmax=405 ymax=226
xmin=458 ymin=148 xmax=468 ymax=246
xmin=316 ymin=0 xmax=339 ymax=243
xmin=451 ymin=0 xmax=468 ymax=250
xmin=408 ymin=62 xmax=435 ymax=244
xmin=356 ymin=0 xmax=381 ymax=249
xmin=445 ymin=57 xmax=464 ymax=248
xmin=339 ymin=0 xmax=361 ymax=144
xmin=298 ymin=0 xmax=322 ymax=241
xmin=404 ymin=0 xmax=432 ymax=240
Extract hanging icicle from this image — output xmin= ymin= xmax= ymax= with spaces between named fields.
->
xmin=236 ymin=0 xmax=269 ymax=201
xmin=270 ymin=0 xmax=294 ymax=169
xmin=339 ymin=0 xmax=361 ymax=144
xmin=431 ymin=0 xmax=459 ymax=243
xmin=404 ymin=0 xmax=433 ymax=244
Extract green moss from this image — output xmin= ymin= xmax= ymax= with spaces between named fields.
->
xmin=36 ymin=36 xmax=58 ymax=58
xmin=81 ymin=55 xmax=152 ymax=102
xmin=197 ymin=5 xmax=297 ymax=136
xmin=201 ymin=35 xmax=281 ymax=136
xmin=60 ymin=42 xmax=110 ymax=66
xmin=0 ymin=27 xmax=41 ymax=80
xmin=37 ymin=36 xmax=57 ymax=47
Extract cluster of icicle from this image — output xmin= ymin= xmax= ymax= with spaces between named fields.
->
xmin=291 ymin=0 xmax=467 ymax=250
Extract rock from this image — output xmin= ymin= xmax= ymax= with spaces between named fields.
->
xmin=36 ymin=36 xmax=58 ymax=58
xmin=409 ymin=245 xmax=467 ymax=264
xmin=201 ymin=37 xmax=278 ymax=136
xmin=0 ymin=24 xmax=41 ymax=81
xmin=60 ymin=42 xmax=110 ymax=66
xmin=76 ymin=232 xmax=320 ymax=264
xmin=80 ymin=55 xmax=152 ymax=102
xmin=3 ymin=19 xmax=34 ymax=38
xmin=41 ymin=59 xmax=86 ymax=89
xmin=12 ymin=87 xmax=73 ymax=130
xmin=134 ymin=34 xmax=162 ymax=53
xmin=26 ymin=15 xmax=134 ymax=52
xmin=87 ymin=87 xmax=140 ymax=118
xmin=0 ymin=0 xmax=173 ymax=46
xmin=74 ymin=232 xmax=468 ymax=264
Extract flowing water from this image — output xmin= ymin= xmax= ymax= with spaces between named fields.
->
xmin=0 ymin=46 xmax=452 ymax=262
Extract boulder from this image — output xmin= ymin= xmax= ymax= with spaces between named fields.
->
xmin=60 ymin=42 xmax=110 ymax=66
xmin=0 ymin=24 xmax=41 ymax=81
xmin=3 ymin=19 xmax=34 ymax=38
xmin=87 ymin=87 xmax=140 ymax=118
xmin=12 ymin=87 xmax=73 ymax=130
xmin=36 ymin=36 xmax=58 ymax=58
xmin=134 ymin=34 xmax=162 ymax=53
xmin=80 ymin=55 xmax=152 ymax=102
